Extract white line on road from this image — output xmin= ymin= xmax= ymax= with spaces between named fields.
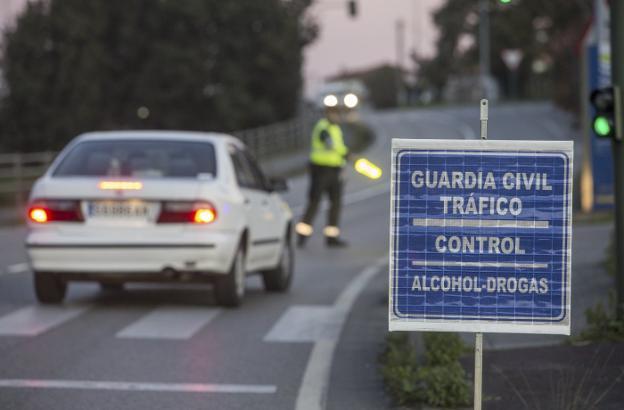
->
xmin=0 ymin=379 xmax=276 ymax=394
xmin=264 ymin=306 xmax=338 ymax=343
xmin=294 ymin=258 xmax=386 ymax=410
xmin=6 ymin=263 xmax=29 ymax=275
xmin=0 ymin=305 xmax=88 ymax=336
xmin=411 ymin=260 xmax=548 ymax=269
xmin=116 ymin=306 xmax=221 ymax=340
xmin=0 ymin=262 xmax=30 ymax=277
xmin=412 ymin=218 xmax=549 ymax=229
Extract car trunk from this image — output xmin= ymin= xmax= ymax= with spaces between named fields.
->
xmin=31 ymin=177 xmax=213 ymax=240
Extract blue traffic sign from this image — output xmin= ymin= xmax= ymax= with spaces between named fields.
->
xmin=389 ymin=139 xmax=573 ymax=335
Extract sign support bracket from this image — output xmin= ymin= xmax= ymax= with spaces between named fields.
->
xmin=474 ymin=98 xmax=488 ymax=410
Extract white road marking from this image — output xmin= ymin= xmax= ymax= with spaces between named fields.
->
xmin=264 ymin=306 xmax=338 ymax=342
xmin=0 ymin=305 xmax=88 ymax=336
xmin=411 ymin=260 xmax=548 ymax=269
xmin=116 ymin=306 xmax=221 ymax=340
xmin=294 ymin=258 xmax=386 ymax=410
xmin=412 ymin=218 xmax=549 ymax=229
xmin=6 ymin=263 xmax=29 ymax=275
xmin=0 ymin=379 xmax=276 ymax=394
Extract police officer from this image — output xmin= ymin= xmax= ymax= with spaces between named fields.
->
xmin=296 ymin=104 xmax=349 ymax=248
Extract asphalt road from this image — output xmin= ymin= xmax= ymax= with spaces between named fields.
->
xmin=0 ymin=102 xmax=579 ymax=410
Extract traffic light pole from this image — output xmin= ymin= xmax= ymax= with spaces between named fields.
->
xmin=611 ymin=0 xmax=624 ymax=320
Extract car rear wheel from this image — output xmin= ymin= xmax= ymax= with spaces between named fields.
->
xmin=34 ymin=272 xmax=67 ymax=304
xmin=215 ymin=246 xmax=246 ymax=307
xmin=262 ymin=233 xmax=293 ymax=292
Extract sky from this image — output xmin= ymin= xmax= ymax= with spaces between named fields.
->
xmin=304 ymin=0 xmax=442 ymax=96
xmin=0 ymin=0 xmax=443 ymax=97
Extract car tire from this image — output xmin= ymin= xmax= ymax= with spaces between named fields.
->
xmin=215 ymin=246 xmax=246 ymax=307
xmin=34 ymin=272 xmax=67 ymax=304
xmin=261 ymin=233 xmax=294 ymax=292
xmin=99 ymin=283 xmax=124 ymax=292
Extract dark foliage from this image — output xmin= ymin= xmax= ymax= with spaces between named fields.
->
xmin=416 ymin=0 xmax=592 ymax=110
xmin=0 ymin=0 xmax=317 ymax=151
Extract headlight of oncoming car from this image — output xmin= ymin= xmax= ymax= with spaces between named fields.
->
xmin=343 ymin=93 xmax=359 ymax=108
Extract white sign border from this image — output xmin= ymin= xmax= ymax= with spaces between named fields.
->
xmin=388 ymin=139 xmax=574 ymax=335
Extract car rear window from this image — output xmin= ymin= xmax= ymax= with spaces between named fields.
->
xmin=52 ymin=139 xmax=217 ymax=178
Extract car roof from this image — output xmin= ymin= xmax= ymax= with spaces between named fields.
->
xmin=73 ymin=130 xmax=241 ymax=146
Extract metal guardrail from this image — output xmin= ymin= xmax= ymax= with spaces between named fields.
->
xmin=0 ymin=151 xmax=56 ymax=218
xmin=233 ymin=113 xmax=316 ymax=160
xmin=0 ymin=114 xmax=317 ymax=221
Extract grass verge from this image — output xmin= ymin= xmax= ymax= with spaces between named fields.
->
xmin=380 ymin=332 xmax=472 ymax=409
xmin=576 ymin=231 xmax=624 ymax=342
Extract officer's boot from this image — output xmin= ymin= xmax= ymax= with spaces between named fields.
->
xmin=295 ymin=222 xmax=313 ymax=249
xmin=323 ymin=226 xmax=347 ymax=248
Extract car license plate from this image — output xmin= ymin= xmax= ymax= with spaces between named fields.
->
xmin=87 ymin=201 xmax=151 ymax=219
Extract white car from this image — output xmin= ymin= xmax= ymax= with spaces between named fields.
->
xmin=25 ymin=131 xmax=294 ymax=307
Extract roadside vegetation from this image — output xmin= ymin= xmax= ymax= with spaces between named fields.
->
xmin=577 ymin=233 xmax=624 ymax=342
xmin=578 ymin=301 xmax=624 ymax=342
xmin=380 ymin=332 xmax=471 ymax=408
xmin=0 ymin=0 xmax=317 ymax=152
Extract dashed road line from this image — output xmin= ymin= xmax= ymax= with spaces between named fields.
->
xmin=0 ymin=379 xmax=277 ymax=394
xmin=1 ymin=262 xmax=29 ymax=276
xmin=0 ymin=305 xmax=88 ymax=336
xmin=116 ymin=306 xmax=221 ymax=340
xmin=264 ymin=306 xmax=338 ymax=343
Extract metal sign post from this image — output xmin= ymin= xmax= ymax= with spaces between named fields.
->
xmin=389 ymin=99 xmax=573 ymax=409
xmin=474 ymin=99 xmax=488 ymax=410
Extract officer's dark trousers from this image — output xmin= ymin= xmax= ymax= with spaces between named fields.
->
xmin=301 ymin=164 xmax=343 ymax=228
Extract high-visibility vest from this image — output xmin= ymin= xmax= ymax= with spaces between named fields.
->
xmin=309 ymin=119 xmax=348 ymax=167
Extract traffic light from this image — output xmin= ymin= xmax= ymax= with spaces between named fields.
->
xmin=347 ymin=0 xmax=357 ymax=18
xmin=590 ymin=87 xmax=616 ymax=138
xmin=499 ymin=0 xmax=512 ymax=4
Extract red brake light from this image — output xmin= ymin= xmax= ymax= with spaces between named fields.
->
xmin=157 ymin=202 xmax=217 ymax=224
xmin=29 ymin=208 xmax=48 ymax=223
xmin=193 ymin=208 xmax=216 ymax=224
xmin=27 ymin=200 xmax=83 ymax=223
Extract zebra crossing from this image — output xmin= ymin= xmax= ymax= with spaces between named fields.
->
xmin=0 ymin=305 xmax=88 ymax=336
xmin=116 ymin=305 xmax=221 ymax=339
xmin=0 ymin=304 xmax=226 ymax=341
xmin=0 ymin=302 xmax=331 ymax=342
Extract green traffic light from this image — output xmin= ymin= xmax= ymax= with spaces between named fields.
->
xmin=593 ymin=116 xmax=612 ymax=137
xmin=499 ymin=0 xmax=512 ymax=3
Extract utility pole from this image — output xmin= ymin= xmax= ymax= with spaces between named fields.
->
xmin=611 ymin=0 xmax=624 ymax=319
xmin=479 ymin=0 xmax=491 ymax=98
xmin=396 ymin=19 xmax=406 ymax=106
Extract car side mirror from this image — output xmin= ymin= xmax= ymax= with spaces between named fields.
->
xmin=267 ymin=176 xmax=288 ymax=192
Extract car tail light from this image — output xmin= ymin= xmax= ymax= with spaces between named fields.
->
xmin=27 ymin=200 xmax=83 ymax=223
xmin=29 ymin=208 xmax=48 ymax=223
xmin=157 ymin=201 xmax=217 ymax=224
